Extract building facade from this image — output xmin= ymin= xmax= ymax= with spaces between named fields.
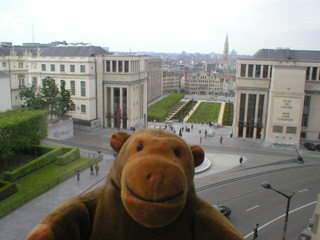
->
xmin=162 ymin=71 xmax=181 ymax=94
xmin=0 ymin=43 xmax=163 ymax=130
xmin=0 ymin=71 xmax=12 ymax=112
xmin=233 ymin=49 xmax=320 ymax=146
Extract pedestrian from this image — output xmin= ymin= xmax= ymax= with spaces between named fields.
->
xmin=95 ymin=163 xmax=100 ymax=175
xmin=298 ymin=155 xmax=304 ymax=164
xmin=179 ymin=129 xmax=182 ymax=137
xmin=204 ymin=129 xmax=207 ymax=138
xmin=220 ymin=135 xmax=223 ymax=144
xmin=252 ymin=223 xmax=259 ymax=240
xmin=239 ymin=156 xmax=243 ymax=166
xmin=113 ymin=151 xmax=117 ymax=160
xmin=200 ymin=135 xmax=202 ymax=143
xmin=76 ymin=168 xmax=81 ymax=180
xmin=90 ymin=164 xmax=94 ymax=176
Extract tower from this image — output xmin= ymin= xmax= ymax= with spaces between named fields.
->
xmin=223 ymin=34 xmax=229 ymax=66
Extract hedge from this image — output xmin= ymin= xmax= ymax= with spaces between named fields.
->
xmin=56 ymin=147 xmax=80 ymax=166
xmin=4 ymin=146 xmax=63 ymax=182
xmin=222 ymin=103 xmax=234 ymax=126
xmin=0 ymin=180 xmax=18 ymax=201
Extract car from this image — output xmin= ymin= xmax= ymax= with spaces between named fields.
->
xmin=212 ymin=204 xmax=231 ymax=217
xmin=304 ymin=142 xmax=316 ymax=151
xmin=316 ymin=144 xmax=320 ymax=152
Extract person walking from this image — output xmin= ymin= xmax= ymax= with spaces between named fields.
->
xmin=239 ymin=156 xmax=243 ymax=166
xmin=200 ymin=135 xmax=202 ymax=143
xmin=90 ymin=164 xmax=94 ymax=176
xmin=94 ymin=163 xmax=100 ymax=175
xmin=220 ymin=135 xmax=223 ymax=144
xmin=76 ymin=168 xmax=81 ymax=180
xmin=252 ymin=223 xmax=259 ymax=239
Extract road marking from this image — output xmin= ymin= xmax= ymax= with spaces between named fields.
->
xmin=298 ymin=189 xmax=308 ymax=193
xmin=246 ymin=205 xmax=259 ymax=212
xmin=244 ymin=201 xmax=317 ymax=239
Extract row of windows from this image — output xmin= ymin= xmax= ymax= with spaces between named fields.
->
xmin=71 ymin=104 xmax=86 ymax=113
xmin=240 ymin=64 xmax=270 ymax=78
xmin=41 ymin=64 xmax=86 ymax=73
xmin=105 ymin=60 xmax=129 ymax=73
xmin=306 ymin=67 xmax=320 ymax=81
xmin=2 ymin=62 xmax=24 ymax=68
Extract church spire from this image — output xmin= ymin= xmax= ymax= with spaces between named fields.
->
xmin=223 ymin=34 xmax=229 ymax=66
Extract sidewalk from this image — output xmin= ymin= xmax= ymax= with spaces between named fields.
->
xmin=0 ymin=123 xmax=318 ymax=240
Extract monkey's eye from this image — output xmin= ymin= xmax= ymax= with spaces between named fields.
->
xmin=174 ymin=148 xmax=181 ymax=157
xmin=137 ymin=144 xmax=143 ymax=151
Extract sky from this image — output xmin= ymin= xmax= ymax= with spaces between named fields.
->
xmin=1 ymin=0 xmax=320 ymax=55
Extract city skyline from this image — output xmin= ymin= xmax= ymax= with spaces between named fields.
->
xmin=1 ymin=0 xmax=320 ymax=55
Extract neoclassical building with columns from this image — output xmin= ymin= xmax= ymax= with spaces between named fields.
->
xmin=0 ymin=43 xmax=162 ymax=130
xmin=233 ymin=48 xmax=320 ymax=146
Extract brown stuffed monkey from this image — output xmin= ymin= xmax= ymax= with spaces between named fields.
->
xmin=26 ymin=129 xmax=244 ymax=240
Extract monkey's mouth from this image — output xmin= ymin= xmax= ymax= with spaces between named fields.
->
xmin=125 ymin=182 xmax=184 ymax=204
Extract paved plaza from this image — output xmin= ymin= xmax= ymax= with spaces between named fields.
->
xmin=0 ymin=122 xmax=319 ymax=240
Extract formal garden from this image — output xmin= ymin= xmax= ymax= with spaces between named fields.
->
xmin=0 ymin=79 xmax=95 ymax=217
xmin=187 ymin=102 xmax=222 ymax=123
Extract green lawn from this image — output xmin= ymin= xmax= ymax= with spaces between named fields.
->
xmin=187 ymin=102 xmax=221 ymax=123
xmin=0 ymin=156 xmax=94 ymax=217
xmin=148 ymin=93 xmax=185 ymax=122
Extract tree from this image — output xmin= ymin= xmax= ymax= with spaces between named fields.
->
xmin=57 ymin=81 xmax=73 ymax=118
xmin=40 ymin=77 xmax=60 ymax=121
xmin=19 ymin=87 xmax=44 ymax=110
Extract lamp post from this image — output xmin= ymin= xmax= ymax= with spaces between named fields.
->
xmin=261 ymin=182 xmax=295 ymax=240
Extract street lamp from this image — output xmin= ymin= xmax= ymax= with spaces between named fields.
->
xmin=261 ymin=182 xmax=295 ymax=240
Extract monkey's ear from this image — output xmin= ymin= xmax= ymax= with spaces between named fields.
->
xmin=110 ymin=132 xmax=131 ymax=153
xmin=189 ymin=145 xmax=204 ymax=167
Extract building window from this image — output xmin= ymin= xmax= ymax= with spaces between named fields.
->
xmin=51 ymin=64 xmax=55 ymax=71
xmin=18 ymin=75 xmax=25 ymax=88
xmin=263 ymin=65 xmax=269 ymax=78
xmin=301 ymin=132 xmax=306 ymax=139
xmin=81 ymin=105 xmax=86 ymax=113
xmin=238 ymin=93 xmax=246 ymax=127
xmin=80 ymin=65 xmax=85 ymax=73
xmin=70 ymin=65 xmax=75 ymax=72
xmin=41 ymin=64 xmax=46 ymax=71
xmin=273 ymin=126 xmax=283 ymax=133
xmin=60 ymin=64 xmax=65 ymax=72
xmin=60 ymin=80 xmax=65 ymax=87
xmin=112 ymin=61 xmax=117 ymax=72
xmin=118 ymin=61 xmax=123 ymax=72
xmin=302 ymin=96 xmax=311 ymax=127
xmin=306 ymin=67 xmax=310 ymax=80
xmin=81 ymin=81 xmax=86 ymax=96
xmin=246 ymin=94 xmax=257 ymax=138
xmin=312 ymin=67 xmax=317 ymax=80
xmin=2 ymin=62 xmax=6 ymax=67
xmin=240 ymin=64 xmax=246 ymax=77
xmin=71 ymin=81 xmax=75 ymax=95
xmin=18 ymin=62 xmax=23 ymax=68
xmin=71 ymin=104 xmax=75 ymax=111
xmin=106 ymin=61 xmax=111 ymax=72
xmin=125 ymin=61 xmax=129 ymax=72
xmin=248 ymin=65 xmax=254 ymax=77
xmin=255 ymin=65 xmax=261 ymax=78
xmin=32 ymin=77 xmax=38 ymax=88
xmin=286 ymin=127 xmax=297 ymax=134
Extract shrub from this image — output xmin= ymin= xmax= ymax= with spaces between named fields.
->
xmin=0 ymin=180 xmax=18 ymax=201
xmin=223 ymin=103 xmax=234 ymax=126
xmin=4 ymin=146 xmax=63 ymax=182
xmin=56 ymin=147 xmax=80 ymax=166
xmin=171 ymin=100 xmax=197 ymax=121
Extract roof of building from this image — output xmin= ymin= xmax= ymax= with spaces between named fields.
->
xmin=252 ymin=49 xmax=320 ymax=61
xmin=0 ymin=47 xmax=39 ymax=56
xmin=40 ymin=46 xmax=108 ymax=57
xmin=0 ymin=71 xmax=9 ymax=77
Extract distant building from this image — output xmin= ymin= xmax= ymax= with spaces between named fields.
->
xmin=233 ymin=48 xmax=320 ymax=145
xmin=163 ymin=71 xmax=181 ymax=94
xmin=146 ymin=58 xmax=163 ymax=103
xmin=0 ymin=71 xmax=12 ymax=111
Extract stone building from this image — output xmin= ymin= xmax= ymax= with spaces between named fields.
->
xmin=233 ymin=48 xmax=320 ymax=145
xmin=162 ymin=71 xmax=181 ymax=94
xmin=0 ymin=43 xmax=163 ymax=130
xmin=0 ymin=71 xmax=12 ymax=112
